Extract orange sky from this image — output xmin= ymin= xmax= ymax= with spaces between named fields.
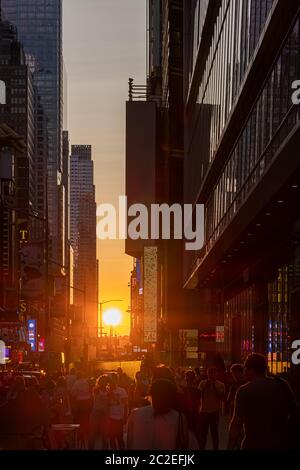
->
xmin=64 ymin=0 xmax=146 ymax=335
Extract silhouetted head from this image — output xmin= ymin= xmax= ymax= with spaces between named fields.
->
xmin=152 ymin=365 xmax=175 ymax=384
xmin=57 ymin=376 xmax=66 ymax=387
xmin=185 ymin=370 xmax=196 ymax=387
xmin=96 ymin=374 xmax=109 ymax=391
xmin=135 ymin=371 xmax=141 ymax=382
xmin=110 ymin=372 xmax=118 ymax=388
xmin=244 ymin=353 xmax=267 ymax=381
xmin=150 ymin=379 xmax=177 ymax=415
xmin=207 ymin=366 xmax=218 ymax=381
xmin=230 ymin=364 xmax=244 ymax=382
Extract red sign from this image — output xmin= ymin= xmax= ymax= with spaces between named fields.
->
xmin=38 ymin=338 xmax=45 ymax=352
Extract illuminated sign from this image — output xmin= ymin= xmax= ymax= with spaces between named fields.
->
xmin=179 ymin=329 xmax=199 ymax=359
xmin=216 ymin=326 xmax=225 ymax=343
xmin=18 ymin=219 xmax=29 ymax=246
xmin=144 ymin=247 xmax=158 ymax=343
xmin=199 ymin=330 xmax=216 ymax=341
xmin=0 ymin=340 xmax=7 ymax=365
xmin=27 ymin=319 xmax=37 ymax=352
xmin=38 ymin=338 xmax=45 ymax=353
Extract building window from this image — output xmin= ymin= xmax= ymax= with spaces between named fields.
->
xmin=268 ymin=267 xmax=290 ymax=375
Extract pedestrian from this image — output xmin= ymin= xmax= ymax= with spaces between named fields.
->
xmin=65 ymin=368 xmax=77 ymax=392
xmin=127 ymin=378 xmax=197 ymax=450
xmin=108 ymin=373 xmax=128 ymax=450
xmin=198 ymin=366 xmax=225 ymax=450
xmin=226 ymin=364 xmax=245 ymax=418
xmin=0 ymin=375 xmax=46 ymax=450
xmin=194 ymin=368 xmax=202 ymax=387
xmin=228 ymin=353 xmax=300 ymax=450
xmin=128 ymin=371 xmax=150 ymax=411
xmin=71 ymin=371 xmax=92 ymax=448
xmin=181 ymin=370 xmax=201 ymax=437
xmin=6 ymin=375 xmax=26 ymax=400
xmin=52 ymin=377 xmax=72 ymax=424
xmin=88 ymin=375 xmax=110 ymax=450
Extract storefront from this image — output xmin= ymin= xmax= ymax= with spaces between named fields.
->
xmin=222 ymin=255 xmax=300 ymax=374
xmin=224 ymin=286 xmax=255 ymax=365
xmin=0 ymin=322 xmax=29 ymax=366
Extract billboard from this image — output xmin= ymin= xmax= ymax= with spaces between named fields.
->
xmin=143 ymin=246 xmax=158 ymax=343
xmin=216 ymin=326 xmax=225 ymax=343
xmin=27 ymin=319 xmax=37 ymax=352
xmin=38 ymin=338 xmax=45 ymax=353
xmin=20 ymin=244 xmax=45 ymax=300
xmin=179 ymin=329 xmax=199 ymax=359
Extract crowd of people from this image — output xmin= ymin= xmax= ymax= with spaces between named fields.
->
xmin=0 ymin=353 xmax=299 ymax=450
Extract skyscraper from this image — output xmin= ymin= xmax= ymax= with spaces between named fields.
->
xmin=0 ymin=12 xmax=34 ymax=358
xmin=62 ymin=130 xmax=70 ymax=269
xmin=2 ymin=0 xmax=63 ymax=261
xmin=0 ymin=17 xmax=35 ymax=213
xmin=126 ymin=1 xmax=202 ymax=365
xmin=70 ymin=145 xmax=97 ymax=335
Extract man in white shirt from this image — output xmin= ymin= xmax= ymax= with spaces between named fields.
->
xmin=65 ymin=368 xmax=77 ymax=392
xmin=108 ymin=373 xmax=128 ymax=450
xmin=71 ymin=372 xmax=92 ymax=444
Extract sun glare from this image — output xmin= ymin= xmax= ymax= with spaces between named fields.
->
xmin=103 ymin=308 xmax=122 ymax=327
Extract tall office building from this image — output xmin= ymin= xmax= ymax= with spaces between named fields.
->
xmin=70 ymin=145 xmax=97 ymax=334
xmin=0 ymin=13 xmax=34 ymax=359
xmin=0 ymin=16 xmax=35 ymax=301
xmin=184 ymin=0 xmax=300 ymax=372
xmin=2 ymin=0 xmax=63 ymax=261
xmin=62 ymin=130 xmax=69 ymax=269
xmin=126 ymin=1 xmax=202 ymax=364
xmin=0 ymin=17 xmax=35 ymax=212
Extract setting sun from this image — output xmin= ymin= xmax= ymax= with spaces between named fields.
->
xmin=103 ymin=308 xmax=122 ymax=327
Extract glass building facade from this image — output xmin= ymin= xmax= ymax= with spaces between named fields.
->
xmin=224 ymin=286 xmax=255 ymax=363
xmin=267 ymin=266 xmax=290 ymax=374
xmin=2 ymin=0 xmax=63 ymax=258
xmin=187 ymin=0 xmax=274 ymax=165
xmin=205 ymin=15 xmax=300 ymax=253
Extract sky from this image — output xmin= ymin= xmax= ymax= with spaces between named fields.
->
xmin=63 ymin=0 xmax=147 ymax=335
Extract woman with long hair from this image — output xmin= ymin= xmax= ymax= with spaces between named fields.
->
xmin=127 ymin=378 xmax=193 ymax=450
xmin=88 ymin=375 xmax=110 ymax=450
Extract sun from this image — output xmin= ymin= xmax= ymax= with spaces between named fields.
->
xmin=103 ymin=308 xmax=122 ymax=327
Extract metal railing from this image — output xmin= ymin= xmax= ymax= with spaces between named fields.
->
xmin=128 ymin=78 xmax=150 ymax=101
xmin=128 ymin=77 xmax=163 ymax=106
